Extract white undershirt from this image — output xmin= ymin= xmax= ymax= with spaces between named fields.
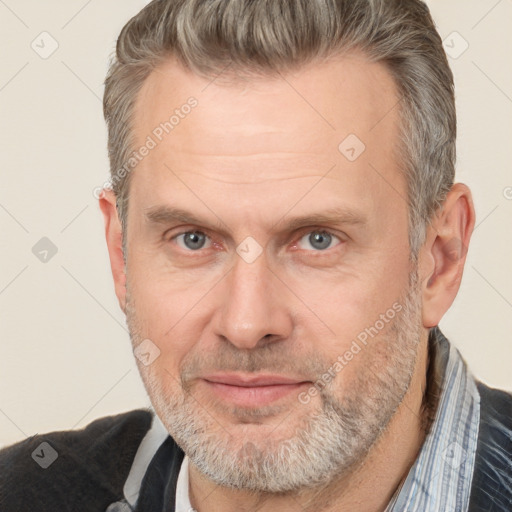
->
xmin=123 ymin=413 xmax=170 ymax=507
xmin=175 ymin=456 xmax=196 ymax=512
xmin=119 ymin=410 xmax=195 ymax=512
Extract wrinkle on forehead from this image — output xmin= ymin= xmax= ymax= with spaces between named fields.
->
xmin=172 ymin=171 xmax=336 ymax=186
xmin=133 ymin=52 xmax=400 ymax=155
xmin=129 ymin=52 xmax=405 ymax=225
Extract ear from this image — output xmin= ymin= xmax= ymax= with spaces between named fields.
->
xmin=99 ymin=189 xmax=127 ymax=314
xmin=419 ymin=183 xmax=476 ymax=328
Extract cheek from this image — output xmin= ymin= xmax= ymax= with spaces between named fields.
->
xmin=294 ymin=265 xmax=407 ymax=346
xmin=137 ymin=361 xmax=185 ymax=418
xmin=127 ymin=272 xmax=200 ymax=377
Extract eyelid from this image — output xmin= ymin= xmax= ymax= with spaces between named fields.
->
xmin=167 ymin=226 xmax=226 ymax=253
xmin=165 ymin=226 xmax=346 ymax=252
xmin=292 ymin=228 xmax=345 ymax=252
xmin=172 ymin=231 xmax=213 ymax=251
xmin=165 ymin=226 xmax=212 ymax=241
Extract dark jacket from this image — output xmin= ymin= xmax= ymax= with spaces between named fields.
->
xmin=1 ymin=384 xmax=511 ymax=511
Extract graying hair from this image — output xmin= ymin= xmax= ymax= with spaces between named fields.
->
xmin=103 ymin=0 xmax=456 ymax=258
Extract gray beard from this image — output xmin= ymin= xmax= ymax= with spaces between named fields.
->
xmin=127 ymin=269 xmax=423 ymax=494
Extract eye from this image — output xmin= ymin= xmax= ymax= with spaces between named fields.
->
xmin=173 ymin=231 xmax=212 ymax=251
xmin=297 ymin=230 xmax=341 ymax=251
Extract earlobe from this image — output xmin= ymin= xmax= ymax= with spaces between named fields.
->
xmin=98 ymin=189 xmax=127 ymax=313
xmin=420 ymin=183 xmax=475 ymax=328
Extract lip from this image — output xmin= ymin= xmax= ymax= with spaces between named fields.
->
xmin=201 ymin=373 xmax=310 ymax=408
xmin=203 ymin=373 xmax=307 ymax=387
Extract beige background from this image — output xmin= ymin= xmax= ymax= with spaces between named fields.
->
xmin=0 ymin=0 xmax=511 ymax=448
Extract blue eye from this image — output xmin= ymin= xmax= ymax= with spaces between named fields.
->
xmin=298 ymin=230 xmax=340 ymax=251
xmin=174 ymin=231 xmax=211 ymax=251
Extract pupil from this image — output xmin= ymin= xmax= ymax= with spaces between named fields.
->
xmin=310 ymin=231 xmax=331 ymax=250
xmin=185 ymin=231 xmax=206 ymax=250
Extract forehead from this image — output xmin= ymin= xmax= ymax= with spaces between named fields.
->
xmin=128 ymin=53 xmax=406 ymax=232
xmin=134 ymin=53 xmax=400 ymax=155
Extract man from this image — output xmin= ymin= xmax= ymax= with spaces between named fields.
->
xmin=1 ymin=0 xmax=511 ymax=511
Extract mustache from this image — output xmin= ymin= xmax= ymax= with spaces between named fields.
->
xmin=179 ymin=342 xmax=329 ymax=384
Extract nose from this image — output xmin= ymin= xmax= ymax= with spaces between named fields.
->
xmin=213 ymin=250 xmax=293 ymax=350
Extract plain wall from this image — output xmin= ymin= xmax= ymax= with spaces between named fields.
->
xmin=1 ymin=0 xmax=511 ymax=447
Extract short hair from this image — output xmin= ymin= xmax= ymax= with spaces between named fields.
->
xmin=103 ymin=0 xmax=455 ymax=258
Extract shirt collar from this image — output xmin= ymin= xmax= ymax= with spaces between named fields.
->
xmin=385 ymin=326 xmax=480 ymax=511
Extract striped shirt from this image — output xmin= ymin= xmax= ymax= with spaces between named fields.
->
xmin=384 ymin=326 xmax=480 ymax=511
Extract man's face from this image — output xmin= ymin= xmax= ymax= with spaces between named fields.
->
xmin=123 ymin=54 xmax=425 ymax=491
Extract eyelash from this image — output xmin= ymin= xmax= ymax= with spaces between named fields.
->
xmin=167 ymin=228 xmax=344 ymax=255
xmin=295 ymin=230 xmax=342 ymax=251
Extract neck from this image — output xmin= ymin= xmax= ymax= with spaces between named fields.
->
xmin=188 ymin=332 xmax=434 ymax=512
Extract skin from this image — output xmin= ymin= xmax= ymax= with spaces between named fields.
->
xmin=100 ymin=53 xmax=475 ymax=511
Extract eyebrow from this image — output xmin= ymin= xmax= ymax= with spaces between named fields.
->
xmin=276 ymin=207 xmax=368 ymax=232
xmin=144 ymin=206 xmax=226 ymax=230
xmin=143 ymin=205 xmax=368 ymax=234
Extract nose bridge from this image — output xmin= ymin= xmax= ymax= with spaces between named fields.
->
xmin=215 ymin=251 xmax=291 ymax=349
